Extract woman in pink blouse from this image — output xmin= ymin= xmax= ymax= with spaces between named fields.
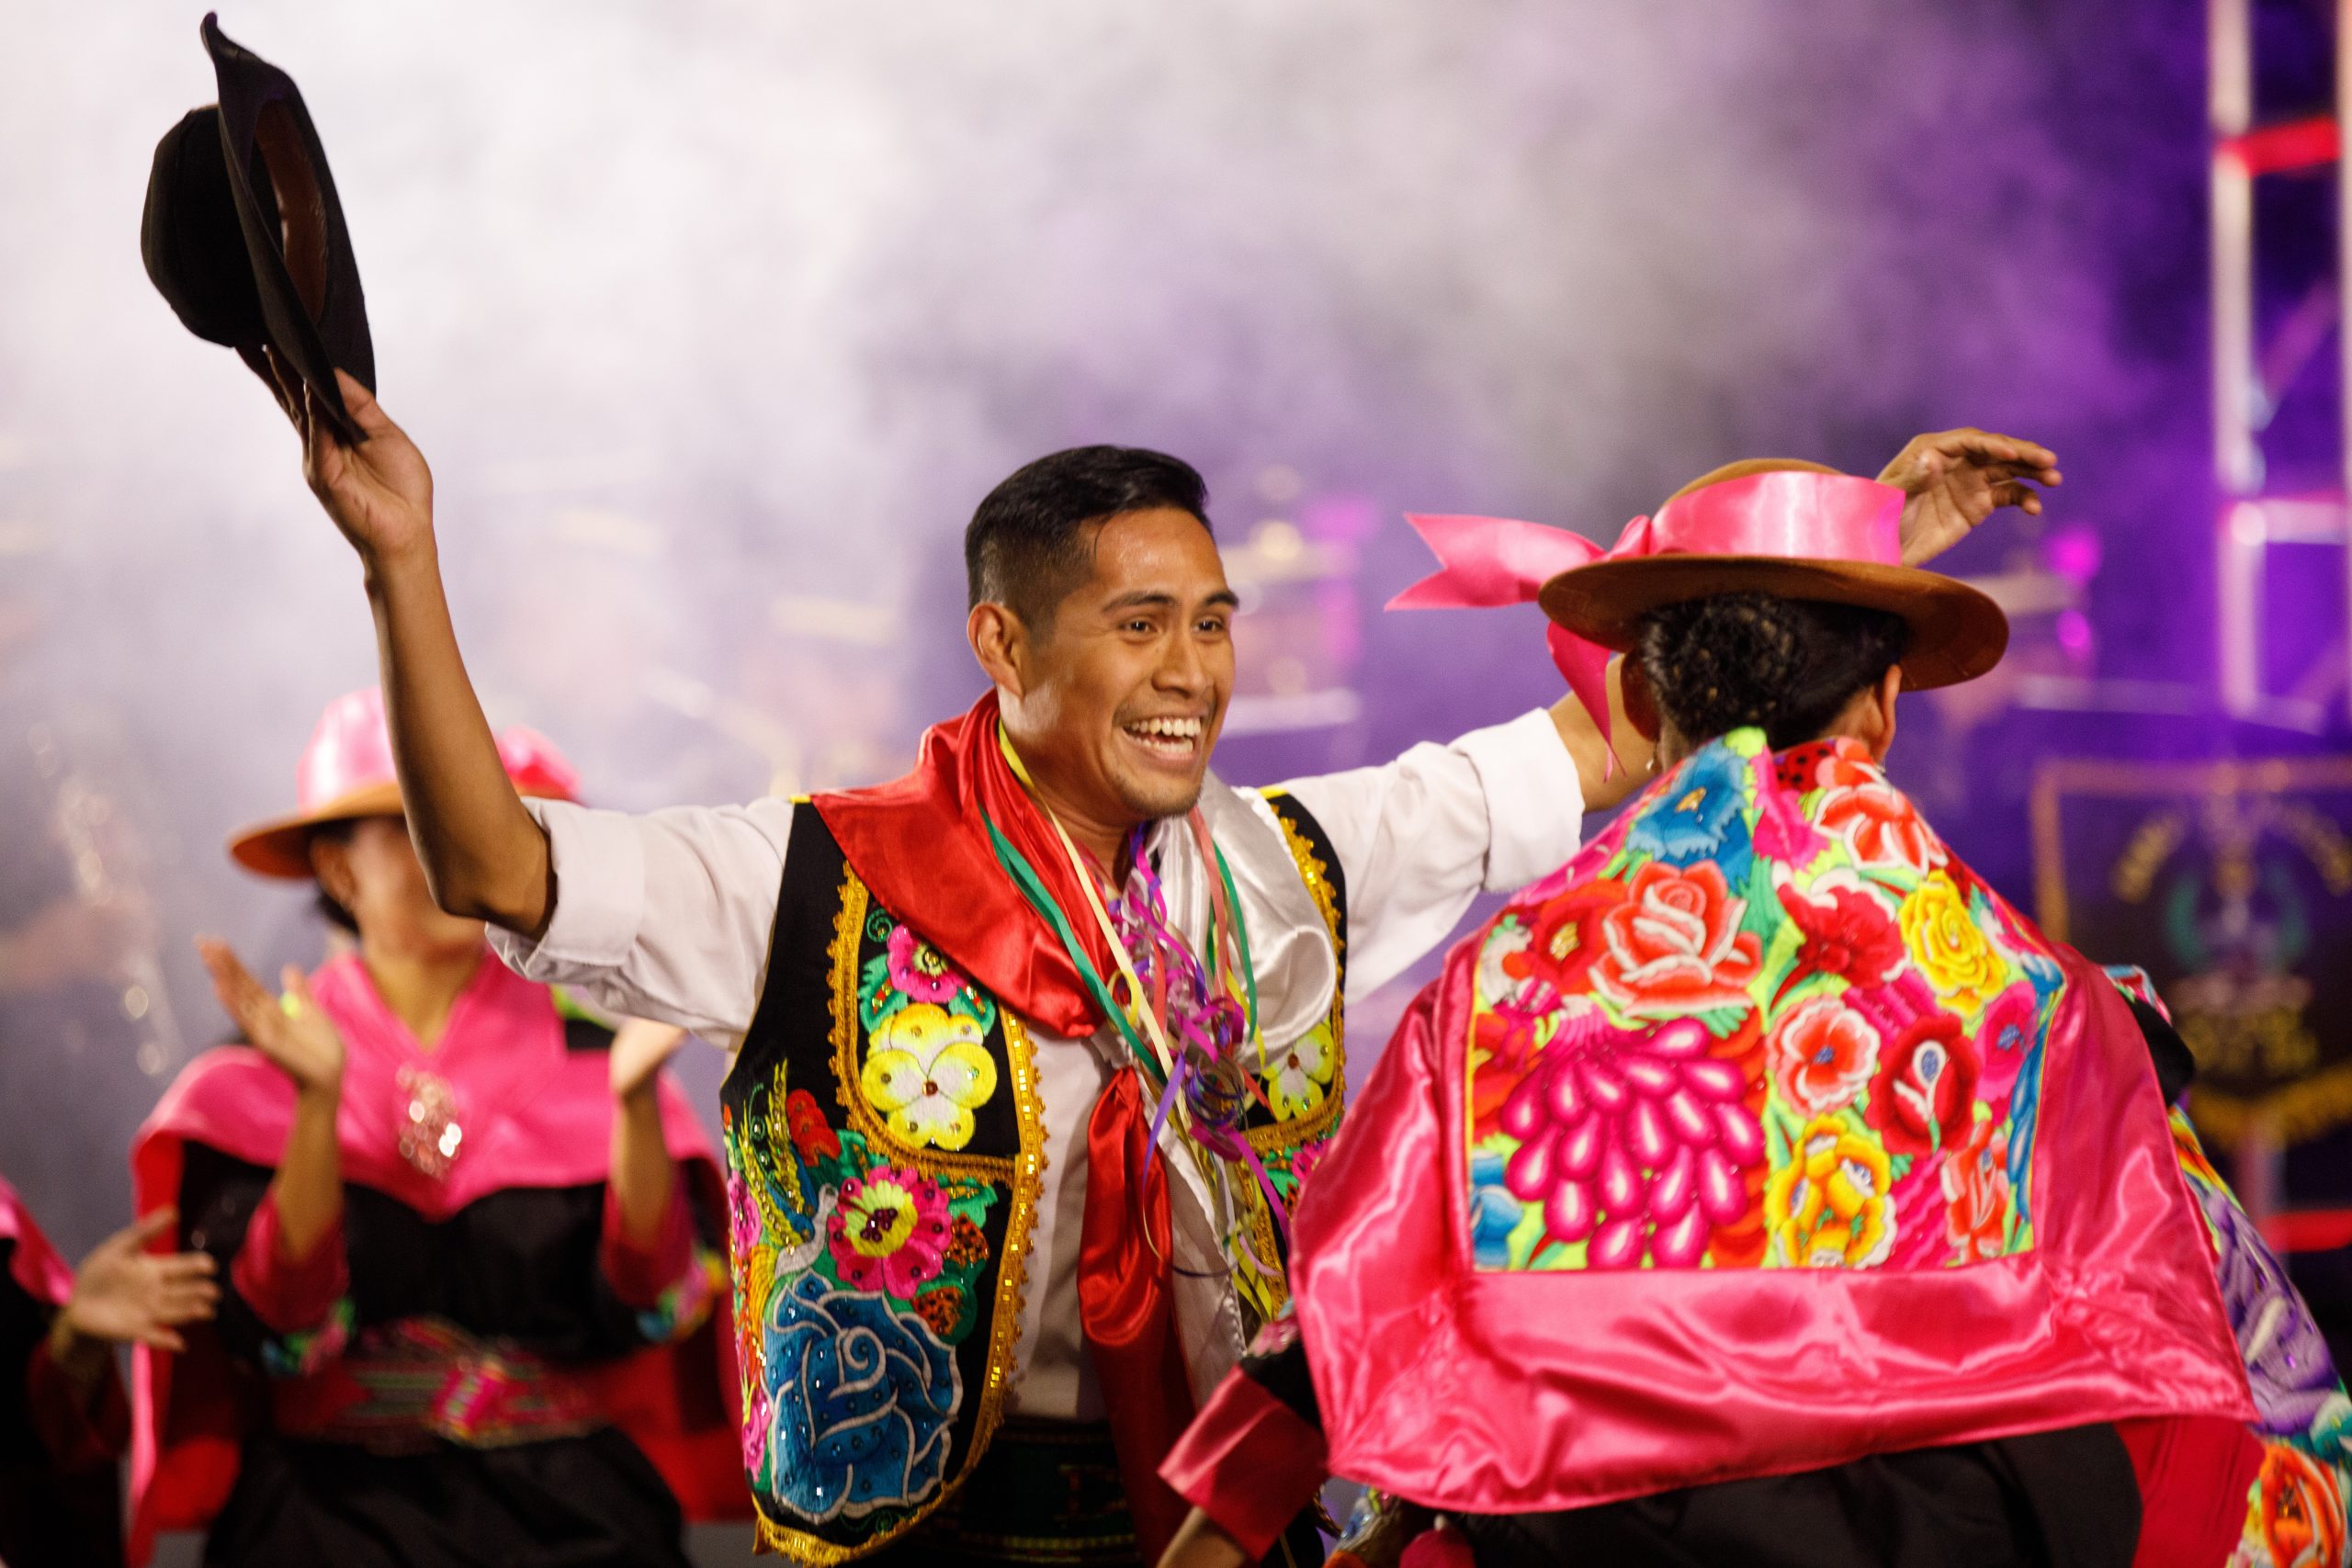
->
xmin=127 ymin=690 xmax=742 ymax=1566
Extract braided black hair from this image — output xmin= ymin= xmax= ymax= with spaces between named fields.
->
xmin=1635 ymin=593 xmax=1908 ymax=751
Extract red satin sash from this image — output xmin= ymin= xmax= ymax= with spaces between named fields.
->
xmin=1080 ymin=1068 xmax=1196 ymax=1566
xmin=819 ymin=694 xmax=1197 ymax=1552
xmin=812 ymin=691 xmax=1115 ymax=1041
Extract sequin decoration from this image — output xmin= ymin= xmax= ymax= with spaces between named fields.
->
xmin=396 ymin=1065 xmax=463 ymax=1179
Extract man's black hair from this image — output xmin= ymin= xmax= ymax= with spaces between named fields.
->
xmin=964 ymin=446 xmax=1211 ymax=633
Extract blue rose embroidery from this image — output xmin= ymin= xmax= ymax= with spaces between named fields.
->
xmin=1627 ymin=745 xmax=1753 ymax=889
xmin=1469 ymin=1149 xmax=1523 ymax=1269
xmin=763 ymin=1272 xmax=960 ymax=1523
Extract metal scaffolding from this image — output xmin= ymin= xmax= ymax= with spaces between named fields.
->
xmin=2213 ymin=0 xmax=2350 ymax=728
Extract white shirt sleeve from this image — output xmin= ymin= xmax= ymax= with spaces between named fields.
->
xmin=1276 ymin=708 xmax=1584 ymax=1001
xmin=485 ymin=795 xmax=797 ymax=1051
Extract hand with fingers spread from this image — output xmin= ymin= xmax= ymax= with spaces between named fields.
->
xmin=56 ymin=1208 xmax=220 ymax=1358
xmin=610 ymin=1018 xmax=690 ymax=1108
xmin=1878 ymin=428 xmax=2063 ymax=567
xmin=198 ymin=938 xmax=344 ymax=1102
xmin=250 ymin=348 xmax=435 ymax=566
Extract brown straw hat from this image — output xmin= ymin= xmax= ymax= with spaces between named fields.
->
xmin=1534 ymin=459 xmax=2009 ymax=689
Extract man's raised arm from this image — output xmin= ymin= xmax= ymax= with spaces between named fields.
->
xmin=267 ymin=355 xmax=553 ymax=934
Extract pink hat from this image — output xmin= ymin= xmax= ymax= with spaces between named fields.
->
xmin=227 ymin=688 xmax=579 ymax=879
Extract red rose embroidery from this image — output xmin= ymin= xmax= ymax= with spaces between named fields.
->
xmin=1774 ymin=874 xmax=1906 ymax=1000
xmin=1867 ymin=1012 xmax=1979 ymax=1156
xmin=1592 ymin=862 xmax=1763 ymax=1019
xmin=1507 ymin=879 xmax=1630 ymax=999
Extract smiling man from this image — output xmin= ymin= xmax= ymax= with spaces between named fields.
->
xmin=259 ymin=351 xmax=2051 ymax=1567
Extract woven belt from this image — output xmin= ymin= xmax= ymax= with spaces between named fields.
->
xmin=270 ymin=1317 xmax=605 ymax=1453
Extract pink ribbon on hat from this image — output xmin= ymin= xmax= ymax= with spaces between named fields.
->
xmin=1385 ymin=470 xmax=1904 ymax=748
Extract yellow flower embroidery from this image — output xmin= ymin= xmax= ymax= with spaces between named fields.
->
xmin=1898 ymin=872 xmax=2008 ymax=1016
xmin=862 ymin=1004 xmax=999 ymax=1151
xmin=1268 ymin=1020 xmax=1337 ymax=1120
xmin=1766 ymin=1115 xmax=1894 ymax=1268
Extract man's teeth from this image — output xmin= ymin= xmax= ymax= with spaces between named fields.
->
xmin=1125 ymin=717 xmax=1203 ymax=743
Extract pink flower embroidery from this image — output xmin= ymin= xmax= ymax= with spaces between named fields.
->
xmin=887 ymin=925 xmax=967 ymax=1006
xmin=741 ymin=1379 xmax=772 ymax=1475
xmin=1750 ymin=750 xmax=1826 ymax=865
xmin=826 ymin=1165 xmax=951 ymax=1300
xmin=1974 ymin=982 xmax=2036 ymax=1102
xmin=1767 ymin=997 xmax=1882 ymax=1118
xmin=1816 ymin=778 xmax=1947 ymax=877
xmin=727 ymin=1169 xmax=763 ymax=1264
xmin=1498 ymin=1010 xmax=1764 ymax=1268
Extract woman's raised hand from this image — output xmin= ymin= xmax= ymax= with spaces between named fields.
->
xmin=610 ymin=1018 xmax=691 ymax=1107
xmin=197 ymin=939 xmax=345 ymax=1102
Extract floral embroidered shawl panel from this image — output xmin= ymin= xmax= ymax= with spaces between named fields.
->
xmin=1292 ymin=728 xmax=2259 ymax=1517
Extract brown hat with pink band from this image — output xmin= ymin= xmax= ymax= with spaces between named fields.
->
xmin=228 ymin=687 xmax=579 ymax=879
xmin=1389 ymin=458 xmax=2009 ymax=736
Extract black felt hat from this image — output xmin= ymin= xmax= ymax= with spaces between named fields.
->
xmin=142 ymin=14 xmax=374 ymax=444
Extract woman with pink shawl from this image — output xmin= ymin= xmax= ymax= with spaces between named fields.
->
xmin=129 ymin=691 xmax=742 ymax=1566
xmin=1159 ymin=464 xmax=2343 ymax=1568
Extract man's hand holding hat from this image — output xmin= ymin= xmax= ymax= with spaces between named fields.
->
xmin=255 ymin=355 xmax=435 ymax=570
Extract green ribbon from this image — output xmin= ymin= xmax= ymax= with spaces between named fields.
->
xmin=980 ymin=812 xmax=1168 ymax=1093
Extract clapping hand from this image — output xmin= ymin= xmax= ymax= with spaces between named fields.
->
xmin=62 ymin=1208 xmax=218 ymax=1355
xmin=1880 ymin=429 xmax=2062 ymax=567
xmin=198 ymin=939 xmax=344 ymax=1102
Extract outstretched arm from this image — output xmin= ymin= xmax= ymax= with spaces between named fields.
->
xmin=262 ymin=352 xmax=552 ymax=934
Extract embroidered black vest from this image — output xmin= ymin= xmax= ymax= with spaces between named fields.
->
xmin=718 ymin=795 xmax=1347 ymax=1561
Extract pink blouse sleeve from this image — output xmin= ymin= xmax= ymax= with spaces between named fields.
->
xmin=229 ymin=1188 xmax=347 ymax=1336
xmin=1159 ymin=1359 xmax=1330 ymax=1560
xmin=598 ymin=1180 xmax=695 ymax=1312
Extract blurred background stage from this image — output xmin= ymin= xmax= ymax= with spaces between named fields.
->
xmin=4 ymin=0 xmax=2350 ymax=1558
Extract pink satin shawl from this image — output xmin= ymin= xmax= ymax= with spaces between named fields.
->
xmin=1291 ymin=905 xmax=2254 ymax=1512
